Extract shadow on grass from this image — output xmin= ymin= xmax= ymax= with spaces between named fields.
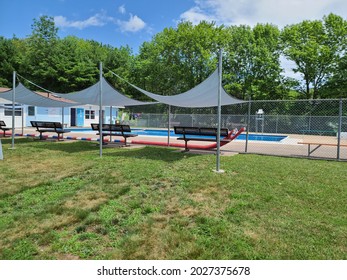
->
xmin=0 ymin=137 xmax=34 ymax=145
xmin=1 ymin=137 xmax=99 ymax=153
xmin=1 ymin=137 xmax=200 ymax=162
xmin=104 ymin=145 xmax=199 ymax=162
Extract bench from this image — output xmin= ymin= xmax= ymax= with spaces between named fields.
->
xmin=0 ymin=120 xmax=11 ymax=137
xmin=298 ymin=141 xmax=347 ymax=157
xmin=30 ymin=121 xmax=71 ymax=140
xmin=174 ymin=126 xmax=231 ymax=151
xmin=91 ymin=123 xmax=138 ymax=145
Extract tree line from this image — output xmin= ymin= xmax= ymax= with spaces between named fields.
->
xmin=0 ymin=14 xmax=346 ymax=101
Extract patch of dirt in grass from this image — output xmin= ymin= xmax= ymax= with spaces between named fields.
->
xmin=138 ymin=223 xmax=170 ymax=259
xmin=63 ymin=189 xmax=109 ymax=211
xmin=190 ymin=188 xmax=231 ymax=215
xmin=38 ymin=215 xmax=80 ymax=231
xmin=243 ymin=228 xmax=261 ymax=241
xmin=179 ymin=207 xmax=200 ymax=217
xmin=52 ymin=253 xmax=80 ymax=260
xmin=118 ymin=214 xmax=186 ymax=260
xmin=0 ymin=159 xmax=92 ymax=196
xmin=0 ymin=214 xmax=79 ymax=250
xmin=164 ymin=196 xmax=199 ymax=218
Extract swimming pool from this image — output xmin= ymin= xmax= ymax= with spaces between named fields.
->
xmin=69 ymin=128 xmax=287 ymax=142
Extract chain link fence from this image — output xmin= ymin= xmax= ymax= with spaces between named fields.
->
xmin=126 ymin=99 xmax=347 ymax=161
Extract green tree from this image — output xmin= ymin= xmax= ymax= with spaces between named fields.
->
xmin=134 ymin=21 xmax=223 ymax=95
xmin=223 ymin=24 xmax=287 ymax=100
xmin=0 ymin=37 xmax=19 ymax=87
xmin=52 ymin=36 xmax=99 ymax=92
xmin=320 ymin=54 xmax=347 ymax=98
xmin=24 ymin=15 xmax=59 ymax=90
xmin=281 ymin=13 xmax=347 ymax=99
xmin=54 ymin=37 xmax=112 ymax=92
xmin=103 ymin=45 xmax=137 ymax=98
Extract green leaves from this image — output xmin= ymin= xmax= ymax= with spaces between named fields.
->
xmin=224 ymin=24 xmax=285 ymax=100
xmin=281 ymin=14 xmax=347 ymax=99
xmin=134 ymin=22 xmax=221 ymax=95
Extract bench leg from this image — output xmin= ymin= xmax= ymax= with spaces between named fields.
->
xmin=57 ymin=133 xmax=64 ymax=141
xmin=184 ymin=140 xmax=189 ymax=152
xmin=308 ymin=144 xmax=322 ymax=156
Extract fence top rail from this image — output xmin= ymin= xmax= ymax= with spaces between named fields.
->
xmin=248 ymin=98 xmax=347 ymax=103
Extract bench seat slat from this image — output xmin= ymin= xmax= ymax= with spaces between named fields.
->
xmin=298 ymin=142 xmax=347 ymax=147
xmin=30 ymin=121 xmax=70 ymax=140
xmin=174 ymin=126 xmax=230 ymax=151
xmin=0 ymin=120 xmax=12 ymax=137
xmin=91 ymin=123 xmax=137 ymax=145
xmin=177 ymin=137 xmax=231 ymax=142
xmin=298 ymin=141 xmax=347 ymax=157
xmin=99 ymin=132 xmax=138 ymax=138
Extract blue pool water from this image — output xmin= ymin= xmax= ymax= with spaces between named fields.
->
xmin=237 ymin=134 xmax=286 ymax=142
xmin=70 ymin=128 xmax=287 ymax=142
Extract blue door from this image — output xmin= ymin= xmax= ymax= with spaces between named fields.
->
xmin=76 ymin=108 xmax=84 ymax=126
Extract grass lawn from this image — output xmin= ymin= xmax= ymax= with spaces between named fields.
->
xmin=0 ymin=138 xmax=346 ymax=260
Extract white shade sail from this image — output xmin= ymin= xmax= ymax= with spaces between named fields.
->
xmin=0 ymin=83 xmax=79 ymax=107
xmin=129 ymin=69 xmax=245 ymax=108
xmin=54 ymin=77 xmax=157 ymax=107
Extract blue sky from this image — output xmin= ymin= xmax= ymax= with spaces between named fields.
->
xmin=1 ymin=0 xmax=347 ymax=54
xmin=0 ymin=0 xmax=195 ymax=51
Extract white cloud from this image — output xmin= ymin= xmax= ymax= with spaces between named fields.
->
xmin=117 ymin=14 xmax=146 ymax=32
xmin=180 ymin=0 xmax=347 ymax=27
xmin=53 ymin=8 xmax=147 ymax=34
xmin=54 ymin=13 xmax=109 ymax=29
xmin=118 ymin=5 xmax=126 ymax=15
xmin=180 ymin=6 xmax=215 ymax=25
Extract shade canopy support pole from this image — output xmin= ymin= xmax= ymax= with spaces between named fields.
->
xmin=62 ymin=107 xmax=65 ymax=128
xmin=110 ymin=106 xmax=113 ymax=142
xmin=21 ymin=106 xmax=24 ymax=136
xmin=99 ymin=62 xmax=103 ymax=158
xmin=167 ymin=105 xmax=171 ymax=146
xmin=215 ymin=49 xmax=223 ymax=173
xmin=10 ymin=71 xmax=16 ymax=149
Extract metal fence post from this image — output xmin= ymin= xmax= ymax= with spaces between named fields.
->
xmin=167 ymin=105 xmax=171 ymax=146
xmin=337 ymin=98 xmax=343 ymax=160
xmin=245 ymin=95 xmax=251 ymax=153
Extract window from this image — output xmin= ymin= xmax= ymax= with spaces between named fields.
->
xmin=28 ymin=106 xmax=35 ymax=116
xmin=85 ymin=110 xmax=95 ymax=119
xmin=4 ymin=104 xmax=22 ymax=116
